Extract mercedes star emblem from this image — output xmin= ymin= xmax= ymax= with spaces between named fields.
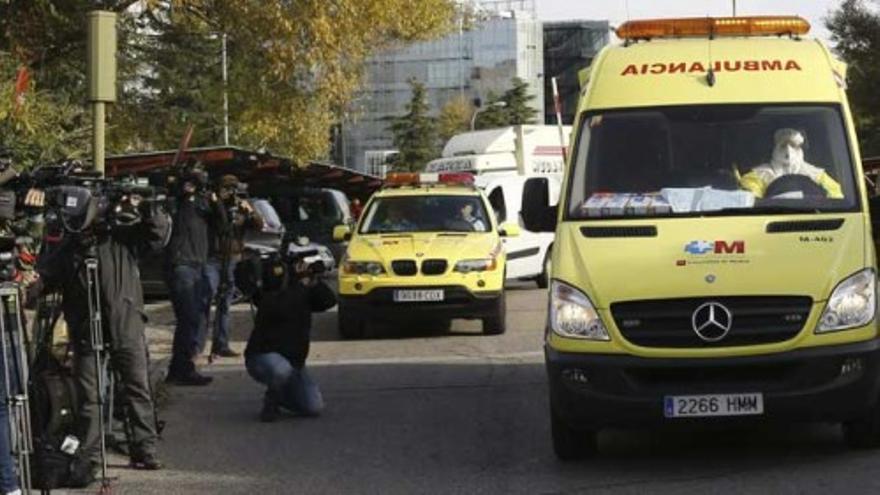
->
xmin=691 ymin=302 xmax=733 ymax=342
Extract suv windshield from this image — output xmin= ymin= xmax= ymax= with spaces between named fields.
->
xmin=567 ymin=105 xmax=858 ymax=219
xmin=361 ymin=195 xmax=491 ymax=234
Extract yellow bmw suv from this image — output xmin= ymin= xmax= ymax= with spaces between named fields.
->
xmin=333 ymin=172 xmax=520 ymax=339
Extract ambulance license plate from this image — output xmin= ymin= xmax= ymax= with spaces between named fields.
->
xmin=393 ymin=289 xmax=445 ymax=303
xmin=664 ymin=393 xmax=763 ymax=418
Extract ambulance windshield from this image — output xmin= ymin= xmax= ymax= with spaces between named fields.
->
xmin=361 ymin=195 xmax=491 ymax=234
xmin=567 ymin=104 xmax=859 ymax=219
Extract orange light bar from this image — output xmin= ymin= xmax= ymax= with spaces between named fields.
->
xmin=385 ymin=172 xmax=420 ymax=186
xmin=616 ymin=16 xmax=810 ymax=40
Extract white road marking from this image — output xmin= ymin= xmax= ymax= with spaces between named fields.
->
xmin=309 ymin=350 xmax=543 ymax=367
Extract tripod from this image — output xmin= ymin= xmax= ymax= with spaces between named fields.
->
xmin=0 ymin=282 xmax=34 ymax=494
xmin=84 ymin=257 xmax=111 ymax=494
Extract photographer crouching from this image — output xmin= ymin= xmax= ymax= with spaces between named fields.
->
xmin=204 ymin=175 xmax=262 ymax=360
xmin=244 ymin=246 xmax=336 ymax=422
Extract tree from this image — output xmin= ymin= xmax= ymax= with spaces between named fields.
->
xmin=0 ymin=0 xmax=459 ymax=166
xmin=504 ymin=77 xmax=538 ymax=125
xmin=388 ymin=79 xmax=438 ymax=172
xmin=437 ymin=95 xmax=473 ymax=145
xmin=827 ymin=0 xmax=880 ymax=156
xmin=474 ymin=77 xmax=538 ymax=130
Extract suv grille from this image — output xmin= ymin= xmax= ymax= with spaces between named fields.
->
xmin=421 ymin=259 xmax=448 ymax=275
xmin=391 ymin=260 xmax=418 ymax=276
xmin=610 ymin=296 xmax=812 ymax=348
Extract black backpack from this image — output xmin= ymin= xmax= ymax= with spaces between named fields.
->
xmin=30 ymin=360 xmax=80 ymax=490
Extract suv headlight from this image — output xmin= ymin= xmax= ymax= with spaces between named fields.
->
xmin=342 ymin=261 xmax=385 ymax=276
xmin=817 ymin=268 xmax=876 ymax=333
xmin=454 ymin=258 xmax=497 ymax=273
xmin=549 ymin=280 xmax=610 ymax=341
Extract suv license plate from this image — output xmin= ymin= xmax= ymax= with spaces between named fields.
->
xmin=393 ymin=289 xmax=445 ymax=303
xmin=664 ymin=393 xmax=764 ymax=418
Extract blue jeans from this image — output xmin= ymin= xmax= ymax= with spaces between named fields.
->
xmin=168 ymin=264 xmax=206 ymax=377
xmin=203 ymin=259 xmax=235 ymax=353
xmin=245 ymin=353 xmax=323 ymax=416
xmin=0 ymin=349 xmax=18 ymax=493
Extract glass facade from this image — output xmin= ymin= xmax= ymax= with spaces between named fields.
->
xmin=543 ymin=21 xmax=610 ymax=126
xmin=343 ymin=6 xmax=544 ymax=172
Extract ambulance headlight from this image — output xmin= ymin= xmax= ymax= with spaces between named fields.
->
xmin=817 ymin=269 xmax=876 ymax=333
xmin=550 ymin=281 xmax=610 ymax=341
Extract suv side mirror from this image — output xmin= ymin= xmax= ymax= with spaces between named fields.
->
xmin=333 ymin=224 xmax=352 ymax=242
xmin=521 ymin=178 xmax=558 ymax=233
xmin=498 ymin=222 xmax=521 ymax=238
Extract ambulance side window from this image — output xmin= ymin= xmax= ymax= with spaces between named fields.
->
xmin=488 ymin=187 xmax=506 ymax=223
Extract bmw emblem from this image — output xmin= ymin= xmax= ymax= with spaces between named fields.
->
xmin=705 ymin=274 xmax=716 ymax=284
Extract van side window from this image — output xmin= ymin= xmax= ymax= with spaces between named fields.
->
xmin=488 ymin=188 xmax=506 ymax=223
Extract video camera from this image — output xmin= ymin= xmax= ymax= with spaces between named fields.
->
xmin=234 ymin=236 xmax=326 ymax=299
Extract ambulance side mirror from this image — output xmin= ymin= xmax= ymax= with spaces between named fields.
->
xmin=521 ymin=178 xmax=557 ymax=233
xmin=333 ymin=224 xmax=352 ymax=242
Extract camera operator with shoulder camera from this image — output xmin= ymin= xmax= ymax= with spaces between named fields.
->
xmin=244 ymin=250 xmax=336 ymax=422
xmin=204 ymin=175 xmax=262 ymax=359
xmin=35 ymin=182 xmax=173 ymax=484
xmin=165 ymin=163 xmax=228 ymax=386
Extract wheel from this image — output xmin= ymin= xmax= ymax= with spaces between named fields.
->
xmin=536 ymin=247 xmax=552 ymax=289
xmin=551 ymin=404 xmax=597 ymax=461
xmin=844 ymin=402 xmax=880 ymax=449
xmin=338 ymin=303 xmax=366 ymax=340
xmin=482 ymin=292 xmax=507 ymax=335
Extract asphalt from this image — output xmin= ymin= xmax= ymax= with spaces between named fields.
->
xmin=54 ymin=283 xmax=880 ymax=494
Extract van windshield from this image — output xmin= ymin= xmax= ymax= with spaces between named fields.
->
xmin=361 ymin=195 xmax=491 ymax=234
xmin=567 ymin=105 xmax=859 ymax=219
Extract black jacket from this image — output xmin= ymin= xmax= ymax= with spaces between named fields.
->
xmin=168 ymin=194 xmax=226 ymax=267
xmin=245 ymin=280 xmax=336 ymax=368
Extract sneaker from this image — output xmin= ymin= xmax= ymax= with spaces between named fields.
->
xmin=130 ymin=452 xmax=163 ymax=470
xmin=260 ymin=393 xmax=280 ymax=423
xmin=211 ymin=348 xmax=241 ymax=358
xmin=166 ymin=371 xmax=213 ymax=386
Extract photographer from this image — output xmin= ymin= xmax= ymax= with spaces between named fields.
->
xmin=204 ymin=175 xmax=262 ymax=359
xmin=244 ymin=255 xmax=336 ymax=422
xmin=36 ymin=190 xmax=172 ymax=483
xmin=165 ymin=166 xmax=227 ymax=386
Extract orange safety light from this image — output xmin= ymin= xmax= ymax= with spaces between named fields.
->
xmin=385 ymin=172 xmax=420 ymax=186
xmin=616 ymin=16 xmax=810 ymax=40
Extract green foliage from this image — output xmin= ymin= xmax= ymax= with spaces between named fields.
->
xmin=827 ymin=0 xmax=880 ymax=156
xmin=388 ymin=79 xmax=439 ymax=172
xmin=0 ymin=0 xmax=459 ymax=166
xmin=474 ymin=77 xmax=538 ymax=130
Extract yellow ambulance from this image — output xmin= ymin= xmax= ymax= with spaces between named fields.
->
xmin=519 ymin=16 xmax=880 ymax=459
xmin=334 ymin=172 xmax=518 ymax=339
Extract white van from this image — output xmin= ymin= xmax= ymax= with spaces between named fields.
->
xmin=427 ymin=126 xmax=569 ymax=286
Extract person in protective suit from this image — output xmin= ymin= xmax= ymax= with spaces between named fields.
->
xmin=739 ymin=128 xmax=843 ymax=199
xmin=35 ymin=192 xmax=172 ymax=483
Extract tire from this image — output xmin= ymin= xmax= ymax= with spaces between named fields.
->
xmin=551 ymin=404 xmax=597 ymax=461
xmin=338 ymin=303 xmax=366 ymax=340
xmin=536 ymin=247 xmax=552 ymax=289
xmin=482 ymin=292 xmax=507 ymax=335
xmin=844 ymin=402 xmax=880 ymax=449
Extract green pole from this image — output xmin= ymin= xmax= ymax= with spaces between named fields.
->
xmin=93 ymin=102 xmax=105 ymax=175
xmin=87 ymin=11 xmax=117 ymax=177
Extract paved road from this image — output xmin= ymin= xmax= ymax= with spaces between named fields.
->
xmin=77 ymin=284 xmax=880 ymax=494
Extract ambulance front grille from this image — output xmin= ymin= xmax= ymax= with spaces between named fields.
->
xmin=610 ymin=296 xmax=813 ymax=348
xmin=391 ymin=260 xmax=418 ymax=276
